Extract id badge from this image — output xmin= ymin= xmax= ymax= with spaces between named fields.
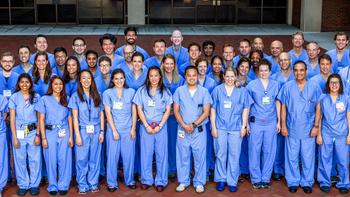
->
xmin=178 ymin=130 xmax=185 ymax=139
xmin=148 ymin=100 xmax=155 ymax=107
xmin=224 ymin=101 xmax=232 ymax=109
xmin=86 ymin=125 xmax=95 ymax=134
xmin=262 ymin=96 xmax=270 ymax=105
xmin=336 ymin=102 xmax=345 ymax=112
xmin=17 ymin=130 xmax=25 ymax=139
xmin=58 ymin=128 xmax=66 ymax=138
xmin=3 ymin=90 xmax=11 ymax=97
xmin=113 ymin=101 xmax=123 ymax=110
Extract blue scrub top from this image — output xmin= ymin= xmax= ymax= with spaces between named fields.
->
xmin=52 ymin=65 xmax=64 ymax=77
xmin=320 ymin=94 xmax=350 ymax=137
xmin=0 ymin=95 xmax=8 ymax=133
xmin=94 ymin=75 xmax=110 ymax=95
xmin=8 ymin=92 xmax=40 ymax=129
xmin=35 ymin=95 xmax=70 ymax=126
xmin=103 ymin=87 xmax=135 ymax=132
xmin=105 ymin=55 xmax=124 ymax=71
xmin=305 ymin=59 xmax=320 ymax=80
xmin=265 ymin=56 xmax=281 ymax=74
xmin=270 ymin=70 xmax=295 ymax=86
xmin=207 ymin=72 xmax=222 ymax=86
xmin=29 ymin=52 xmax=55 ymax=68
xmin=125 ymin=67 xmax=148 ymax=91
xmin=116 ymin=61 xmax=133 ymax=75
xmin=163 ymin=75 xmax=185 ymax=95
xmin=247 ymin=68 xmax=258 ymax=82
xmin=13 ymin=64 xmax=33 ymax=75
xmin=288 ymin=49 xmax=308 ymax=66
xmin=246 ymin=79 xmax=280 ymax=124
xmin=278 ymin=80 xmax=322 ymax=139
xmin=144 ymin=56 xmax=161 ymax=69
xmin=338 ymin=66 xmax=350 ymax=95
xmin=32 ymin=73 xmax=56 ymax=96
xmin=68 ymin=92 xmax=103 ymax=126
xmin=65 ymin=79 xmax=78 ymax=97
xmin=310 ymin=74 xmax=327 ymax=93
xmin=133 ymin=86 xmax=173 ymax=123
xmin=165 ymin=46 xmax=189 ymax=66
xmin=327 ymin=49 xmax=350 ymax=73
xmin=0 ymin=71 xmax=19 ymax=98
xmin=115 ymin=45 xmax=150 ymax=60
xmin=199 ymin=76 xmax=216 ymax=94
xmin=211 ymin=84 xmax=251 ymax=131
xmin=232 ymin=55 xmax=241 ymax=68
xmin=173 ymin=84 xmax=212 ymax=126
xmin=178 ymin=62 xmax=191 ymax=77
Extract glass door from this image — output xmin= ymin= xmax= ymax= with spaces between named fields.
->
xmin=196 ymin=0 xmax=236 ymax=24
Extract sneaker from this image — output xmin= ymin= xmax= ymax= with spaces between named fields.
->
xmin=107 ymin=186 xmax=118 ymax=192
xmin=288 ymin=186 xmax=298 ymax=193
xmin=17 ymin=188 xmax=27 ymax=196
xmin=58 ymin=190 xmax=68 ymax=196
xmin=195 ymin=185 xmax=205 ymax=193
xmin=78 ymin=190 xmax=87 ymax=195
xmin=302 ymin=186 xmax=312 ymax=194
xmin=252 ymin=182 xmax=262 ymax=189
xmin=273 ymin=173 xmax=283 ymax=181
xmin=30 ymin=187 xmax=40 ymax=195
xmin=261 ymin=182 xmax=270 ymax=189
xmin=175 ymin=184 xmax=188 ymax=192
xmin=228 ymin=185 xmax=237 ymax=192
xmin=91 ymin=187 xmax=99 ymax=193
xmin=49 ymin=191 xmax=58 ymax=196
xmin=320 ymin=186 xmax=330 ymax=193
xmin=338 ymin=187 xmax=349 ymax=194
xmin=216 ymin=182 xmax=225 ymax=192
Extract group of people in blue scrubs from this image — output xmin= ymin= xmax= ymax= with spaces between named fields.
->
xmin=0 ymin=29 xmax=350 ymax=196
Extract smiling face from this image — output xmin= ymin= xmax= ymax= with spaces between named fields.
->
xmin=80 ymin=71 xmax=92 ymax=89
xmin=19 ymin=47 xmax=30 ymax=63
xmin=238 ymin=61 xmax=249 ymax=76
xmin=197 ymin=61 xmax=208 ymax=76
xmin=55 ymin=51 xmax=67 ymax=67
xmin=319 ymin=58 xmax=331 ymax=75
xmin=35 ymin=54 xmax=48 ymax=70
xmin=154 ymin=41 xmax=166 ymax=57
xmin=252 ymin=37 xmax=264 ymax=51
xmin=203 ymin=44 xmax=214 ymax=57
xmin=149 ymin=69 xmax=161 ymax=87
xmin=19 ymin=77 xmax=31 ymax=92
xmin=72 ymin=39 xmax=86 ymax=55
xmin=329 ymin=77 xmax=340 ymax=94
xmin=185 ymin=68 xmax=198 ymax=86
xmin=86 ymin=53 xmax=97 ymax=68
xmin=132 ymin=56 xmax=143 ymax=72
xmin=223 ymin=46 xmax=234 ymax=61
xmin=278 ymin=52 xmax=291 ymax=71
xmin=66 ymin=59 xmax=78 ymax=75
xmin=293 ymin=62 xmax=307 ymax=81
xmin=170 ymin=30 xmax=183 ymax=46
xmin=270 ymin=41 xmax=283 ymax=57
xmin=102 ymin=39 xmax=115 ymax=55
xmin=224 ymin=70 xmax=236 ymax=86
xmin=335 ymin=35 xmax=349 ymax=51
xmin=99 ymin=60 xmax=111 ymax=75
xmin=125 ymin=31 xmax=137 ymax=45
xmin=292 ymin=34 xmax=304 ymax=48
xmin=259 ymin=64 xmax=270 ymax=79
xmin=306 ymin=43 xmax=320 ymax=59
xmin=52 ymin=78 xmax=64 ymax=95
xmin=112 ymin=72 xmax=125 ymax=88
xmin=162 ymin=57 xmax=175 ymax=74
xmin=35 ymin=37 xmax=48 ymax=52
xmin=1 ymin=55 xmax=15 ymax=72
xmin=239 ymin=41 xmax=251 ymax=57
xmin=212 ymin=57 xmax=222 ymax=74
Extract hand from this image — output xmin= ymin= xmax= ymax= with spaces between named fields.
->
xmin=146 ymin=126 xmax=155 ymax=134
xmin=130 ymin=129 xmax=136 ymax=140
xmin=68 ymin=137 xmax=74 ymax=148
xmin=310 ymin=126 xmax=319 ymax=137
xmin=240 ymin=128 xmax=247 ymax=138
xmin=33 ymin=136 xmax=41 ymax=146
xmin=281 ymin=126 xmax=288 ymax=137
xmin=113 ymin=131 xmax=120 ymax=141
xmin=13 ymin=138 xmax=20 ymax=149
xmin=211 ymin=127 xmax=218 ymax=138
xmin=182 ymin=124 xmax=194 ymax=133
xmin=76 ymin=136 xmax=83 ymax=146
xmin=154 ymin=126 xmax=160 ymax=133
xmin=42 ymin=139 xmax=48 ymax=149
xmin=99 ymin=133 xmax=104 ymax=144
xmin=316 ymin=135 xmax=323 ymax=145
xmin=346 ymin=135 xmax=350 ymax=145
xmin=276 ymin=122 xmax=281 ymax=133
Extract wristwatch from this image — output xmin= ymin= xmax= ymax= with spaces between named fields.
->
xmin=192 ymin=122 xmax=198 ymax=128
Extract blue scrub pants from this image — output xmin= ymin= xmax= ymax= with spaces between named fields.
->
xmin=206 ymin=122 xmax=215 ymax=175
xmin=167 ymin=115 xmax=177 ymax=174
xmin=249 ymin=122 xmax=277 ymax=183
xmin=317 ymin=135 xmax=350 ymax=188
xmin=239 ymin=136 xmax=249 ymax=175
xmin=274 ymin=133 xmax=285 ymax=175
xmin=214 ymin=130 xmax=242 ymax=186
xmin=176 ymin=127 xmax=207 ymax=187
xmin=140 ymin=124 xmax=168 ymax=186
xmin=0 ymin=132 xmax=8 ymax=192
xmin=12 ymin=131 xmax=42 ymax=189
xmin=134 ymin=122 xmax=141 ymax=174
xmin=75 ymin=125 xmax=102 ymax=192
xmin=106 ymin=128 xmax=135 ymax=187
xmin=285 ymin=137 xmax=315 ymax=187
xmin=43 ymin=126 xmax=72 ymax=192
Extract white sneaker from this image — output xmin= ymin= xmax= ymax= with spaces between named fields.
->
xmin=176 ymin=184 xmax=187 ymax=192
xmin=195 ymin=185 xmax=205 ymax=193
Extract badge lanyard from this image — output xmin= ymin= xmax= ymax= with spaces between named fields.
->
xmin=85 ymin=96 xmax=92 ymax=122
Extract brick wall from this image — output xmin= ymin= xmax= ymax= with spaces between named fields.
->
xmin=322 ymin=0 xmax=350 ymax=31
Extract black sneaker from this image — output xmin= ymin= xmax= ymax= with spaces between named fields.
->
xmin=320 ymin=186 xmax=330 ymax=193
xmin=30 ymin=187 xmax=40 ymax=195
xmin=302 ymin=186 xmax=312 ymax=194
xmin=252 ymin=182 xmax=262 ymax=189
xmin=59 ymin=190 xmax=68 ymax=196
xmin=288 ymin=186 xmax=298 ymax=193
xmin=338 ymin=187 xmax=349 ymax=194
xmin=261 ymin=182 xmax=270 ymax=189
xmin=17 ymin=188 xmax=27 ymax=196
xmin=273 ymin=173 xmax=283 ymax=181
xmin=49 ymin=191 xmax=58 ymax=196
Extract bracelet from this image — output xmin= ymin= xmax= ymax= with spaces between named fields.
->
xmin=99 ymin=130 xmax=104 ymax=135
xmin=192 ymin=122 xmax=198 ymax=128
xmin=35 ymin=133 xmax=41 ymax=137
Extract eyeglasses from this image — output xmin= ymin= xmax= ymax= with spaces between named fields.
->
xmin=74 ymin=44 xmax=85 ymax=47
xmin=330 ymin=81 xmax=340 ymax=85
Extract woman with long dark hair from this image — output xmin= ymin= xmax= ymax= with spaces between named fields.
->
xmin=103 ymin=69 xmax=137 ymax=191
xmin=62 ymin=56 xmax=81 ymax=97
xmin=68 ymin=69 xmax=104 ymax=194
xmin=133 ymin=66 xmax=173 ymax=192
xmin=208 ymin=55 xmax=224 ymax=86
xmin=36 ymin=76 xmax=73 ymax=196
xmin=9 ymin=73 xmax=41 ymax=196
xmin=32 ymin=51 xmax=55 ymax=96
